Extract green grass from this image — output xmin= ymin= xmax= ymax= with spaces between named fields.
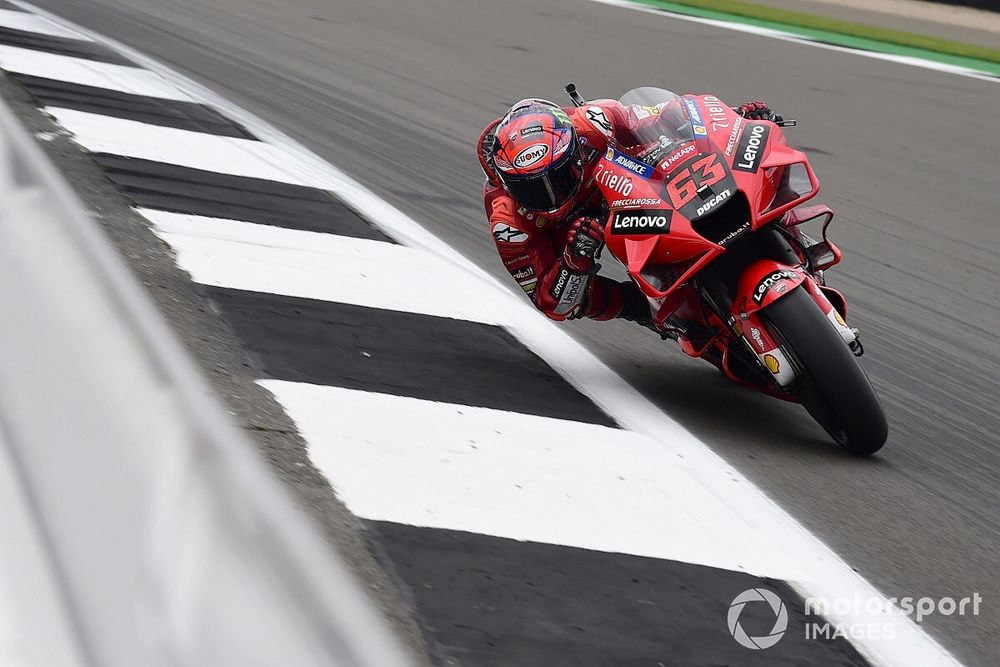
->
xmin=639 ymin=0 xmax=1000 ymax=66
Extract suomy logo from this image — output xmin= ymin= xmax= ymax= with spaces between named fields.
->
xmin=610 ymin=209 xmax=673 ymax=235
xmin=514 ymin=143 xmax=549 ymax=169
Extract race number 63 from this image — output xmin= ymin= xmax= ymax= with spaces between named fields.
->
xmin=665 ymin=154 xmax=725 ymax=209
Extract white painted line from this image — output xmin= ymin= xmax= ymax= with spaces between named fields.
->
xmin=46 ymin=108 xmax=336 ymax=189
xmin=589 ymin=0 xmax=999 ymax=84
xmin=14 ymin=4 xmax=964 ymax=664
xmin=0 ymin=7 xmax=91 ymax=39
xmin=0 ymin=46 xmax=192 ymax=100
xmin=260 ymin=380 xmax=809 ymax=579
xmin=139 ymin=210 xmax=509 ymax=325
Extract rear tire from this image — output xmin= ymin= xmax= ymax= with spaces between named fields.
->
xmin=763 ymin=286 xmax=888 ymax=455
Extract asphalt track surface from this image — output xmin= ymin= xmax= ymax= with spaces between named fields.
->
xmin=24 ymin=0 xmax=999 ymax=663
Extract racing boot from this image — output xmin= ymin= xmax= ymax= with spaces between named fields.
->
xmin=617 ymin=282 xmax=672 ymax=338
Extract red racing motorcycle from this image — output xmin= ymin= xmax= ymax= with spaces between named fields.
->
xmin=577 ymin=85 xmax=887 ymax=455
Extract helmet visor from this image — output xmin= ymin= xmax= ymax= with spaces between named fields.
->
xmin=504 ymin=156 xmax=582 ymax=213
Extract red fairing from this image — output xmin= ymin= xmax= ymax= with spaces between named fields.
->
xmin=480 ymin=100 xmax=644 ymax=321
xmin=735 ymin=260 xmax=808 ymax=317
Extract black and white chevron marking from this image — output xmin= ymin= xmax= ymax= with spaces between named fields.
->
xmin=0 ymin=4 xmax=952 ymax=665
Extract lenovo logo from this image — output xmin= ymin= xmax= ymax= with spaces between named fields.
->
xmin=610 ymin=209 xmax=673 ymax=235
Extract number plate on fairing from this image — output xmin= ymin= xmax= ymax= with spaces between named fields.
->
xmin=662 ymin=153 xmax=739 ymax=221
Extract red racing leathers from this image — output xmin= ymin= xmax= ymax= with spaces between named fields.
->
xmin=479 ymin=100 xmax=660 ymax=321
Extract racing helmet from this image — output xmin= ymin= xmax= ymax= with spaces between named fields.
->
xmin=491 ymin=99 xmax=584 ymax=216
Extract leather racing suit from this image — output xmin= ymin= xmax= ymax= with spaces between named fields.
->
xmin=478 ymin=98 xmax=777 ymax=323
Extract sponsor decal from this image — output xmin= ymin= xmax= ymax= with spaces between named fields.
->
xmin=585 ymin=106 xmax=612 ymax=137
xmin=834 ymin=310 xmax=847 ymax=327
xmin=684 ymin=98 xmax=704 ymax=125
xmin=508 ymin=131 xmax=517 ymax=142
xmin=511 ymin=265 xmax=537 ymax=294
xmin=513 ymin=143 xmax=549 ymax=170
xmin=550 ymin=267 xmax=586 ymax=308
xmin=733 ymin=123 xmax=770 ymax=173
xmin=695 ymin=189 xmax=732 ymax=217
xmin=511 ymin=265 xmax=535 ymax=282
xmin=704 ymin=95 xmax=730 ymax=131
xmin=610 ymin=197 xmax=661 ymax=208
xmin=520 ymin=125 xmax=543 ymax=137
xmin=610 ymin=209 xmax=672 ymax=235
xmin=684 ymin=98 xmax=707 ymax=136
xmin=724 ymin=116 xmax=744 ymax=157
xmin=563 ymin=273 xmax=584 ymax=304
xmin=729 ymin=318 xmax=744 ymax=338
xmin=491 ymin=222 xmax=530 ymax=244
xmin=550 ymin=268 xmax=570 ymax=299
xmin=718 ymin=220 xmax=750 ymax=247
xmin=596 ymin=165 xmax=634 ymax=196
xmin=606 ymin=147 xmax=654 ymax=178
xmin=662 ymin=144 xmax=695 ymax=170
xmin=752 ymin=269 xmax=798 ymax=304
xmin=632 ymin=103 xmax=664 ymax=120
xmin=750 ymin=326 xmax=766 ymax=351
xmin=763 ymin=354 xmax=780 ymax=374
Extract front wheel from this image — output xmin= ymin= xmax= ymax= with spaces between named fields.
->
xmin=763 ymin=286 xmax=888 ymax=455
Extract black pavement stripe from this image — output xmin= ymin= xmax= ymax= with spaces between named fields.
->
xmin=368 ymin=521 xmax=869 ymax=666
xmin=12 ymin=74 xmax=256 ymax=138
xmin=0 ymin=26 xmax=134 ymax=65
xmin=93 ymin=154 xmax=393 ymax=241
xmin=206 ymin=287 xmax=618 ymax=426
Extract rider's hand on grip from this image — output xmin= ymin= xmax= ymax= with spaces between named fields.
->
xmin=562 ymin=217 xmax=604 ymax=273
xmin=736 ymin=100 xmax=778 ymax=122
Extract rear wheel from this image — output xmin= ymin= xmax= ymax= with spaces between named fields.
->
xmin=763 ymin=287 xmax=888 ymax=455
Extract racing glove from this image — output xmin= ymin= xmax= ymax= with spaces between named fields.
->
xmin=735 ymin=100 xmax=782 ymax=122
xmin=561 ymin=216 xmax=604 ymax=274
xmin=541 ymin=217 xmax=605 ymax=320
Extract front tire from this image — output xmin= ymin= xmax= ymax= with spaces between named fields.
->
xmin=763 ymin=286 xmax=888 ymax=455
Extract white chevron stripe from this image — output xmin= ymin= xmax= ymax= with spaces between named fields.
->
xmin=0 ymin=7 xmax=90 ymax=39
xmin=0 ymin=46 xmax=192 ymax=100
xmin=139 ymin=210 xmax=511 ymax=325
xmin=48 ymin=107 xmax=335 ymax=188
xmin=260 ymin=379 xmax=809 ymax=579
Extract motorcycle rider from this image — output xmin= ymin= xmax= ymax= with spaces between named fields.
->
xmin=478 ymin=96 xmax=778 ymax=325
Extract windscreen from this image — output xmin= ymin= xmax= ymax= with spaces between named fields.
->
xmin=618 ymin=87 xmax=695 ymax=163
